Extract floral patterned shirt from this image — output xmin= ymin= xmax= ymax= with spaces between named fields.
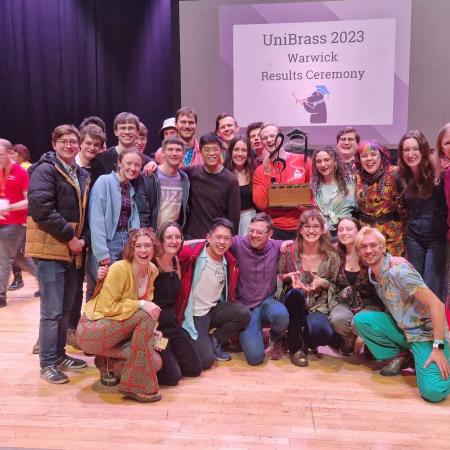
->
xmin=368 ymin=254 xmax=449 ymax=343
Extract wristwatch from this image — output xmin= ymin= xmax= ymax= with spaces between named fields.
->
xmin=432 ymin=339 xmax=445 ymax=350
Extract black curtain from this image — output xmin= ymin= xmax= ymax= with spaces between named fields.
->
xmin=0 ymin=0 xmax=179 ymax=160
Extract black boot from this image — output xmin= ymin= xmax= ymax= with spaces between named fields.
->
xmin=8 ymin=272 xmax=24 ymax=291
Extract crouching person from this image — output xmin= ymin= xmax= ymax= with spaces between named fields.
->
xmin=176 ymin=218 xmax=250 ymax=369
xmin=77 ymin=228 xmax=163 ymax=403
xmin=354 ymin=226 xmax=450 ymax=403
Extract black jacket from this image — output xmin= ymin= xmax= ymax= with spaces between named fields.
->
xmin=28 ymin=151 xmax=91 ymax=243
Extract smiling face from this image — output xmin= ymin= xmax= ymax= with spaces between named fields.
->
xmin=337 ymin=218 xmax=359 ymax=248
xmin=359 ymin=146 xmax=381 ymax=174
xmin=80 ymin=134 xmax=102 ymax=163
xmin=217 ymin=116 xmax=239 ymax=145
xmin=337 ymin=131 xmax=358 ymax=162
xmin=135 ymin=134 xmax=148 ymax=153
xmin=114 ymin=121 xmax=138 ymax=148
xmin=315 ymin=150 xmax=336 ymax=181
xmin=206 ymin=225 xmax=232 ymax=260
xmin=53 ymin=133 xmax=80 ymax=165
xmin=162 ymin=225 xmax=183 ymax=256
xmin=117 ymin=152 xmax=142 ymax=181
xmin=176 ymin=114 xmax=197 ymax=143
xmin=299 ymin=217 xmax=324 ymax=244
xmin=231 ymin=140 xmax=248 ymax=169
xmin=401 ymin=137 xmax=422 ymax=172
xmin=132 ymin=235 xmax=154 ymax=266
xmin=200 ymin=142 xmax=222 ymax=171
xmin=358 ymin=234 xmax=384 ymax=267
xmin=260 ymin=125 xmax=279 ymax=153
xmin=162 ymin=143 xmax=184 ymax=169
xmin=247 ymin=220 xmax=272 ymax=249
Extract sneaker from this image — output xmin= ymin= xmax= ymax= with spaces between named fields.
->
xmin=8 ymin=277 xmax=24 ymax=291
xmin=66 ymin=329 xmax=81 ymax=350
xmin=58 ymin=355 xmax=87 ymax=370
xmin=210 ymin=334 xmax=231 ymax=362
xmin=40 ymin=365 xmax=69 ymax=384
xmin=380 ymin=353 xmax=412 ymax=376
xmin=290 ymin=349 xmax=308 ymax=367
xmin=265 ymin=339 xmax=284 ymax=360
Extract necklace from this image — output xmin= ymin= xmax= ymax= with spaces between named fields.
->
xmin=345 ymin=254 xmax=360 ymax=272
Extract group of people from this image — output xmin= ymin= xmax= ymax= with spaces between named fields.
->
xmin=0 ymin=106 xmax=449 ymax=404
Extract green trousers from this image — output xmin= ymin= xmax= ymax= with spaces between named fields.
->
xmin=354 ymin=311 xmax=450 ymax=403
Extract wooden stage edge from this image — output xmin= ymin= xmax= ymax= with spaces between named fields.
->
xmin=0 ymin=274 xmax=448 ymax=450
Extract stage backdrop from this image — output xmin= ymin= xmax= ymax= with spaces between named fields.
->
xmin=0 ymin=0 xmax=180 ymax=160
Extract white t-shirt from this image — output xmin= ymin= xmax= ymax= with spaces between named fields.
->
xmin=192 ymin=256 xmax=225 ymax=316
xmin=157 ymin=170 xmax=183 ymax=227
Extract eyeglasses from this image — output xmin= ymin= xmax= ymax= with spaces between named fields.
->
xmin=339 ymin=137 xmax=356 ymax=143
xmin=56 ymin=139 xmax=78 ymax=146
xmin=202 ymin=146 xmax=221 ymax=154
xmin=211 ymin=234 xmax=232 ymax=242
xmin=248 ymin=228 xmax=269 ymax=236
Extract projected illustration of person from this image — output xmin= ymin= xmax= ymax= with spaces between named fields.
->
xmin=297 ymin=85 xmax=329 ymax=124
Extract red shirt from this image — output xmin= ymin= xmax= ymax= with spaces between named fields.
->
xmin=0 ymin=163 xmax=29 ymax=225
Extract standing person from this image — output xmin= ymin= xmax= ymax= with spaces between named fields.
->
xmin=77 ymin=228 xmax=163 ymax=403
xmin=75 ymin=125 xmax=105 ymax=172
xmin=135 ymin=122 xmax=149 ymax=154
xmin=224 ymin=136 xmax=257 ymax=235
xmin=137 ymin=137 xmax=190 ymax=230
xmin=246 ymin=121 xmax=265 ymax=165
xmin=152 ymin=118 xmax=178 ymax=160
xmin=231 ymin=213 xmax=289 ymax=366
xmin=355 ymin=140 xmax=404 ymax=256
xmin=7 ymin=143 xmax=35 ymax=292
xmin=354 ymin=227 xmax=449 ymax=402
xmin=177 ymin=218 xmax=250 ymax=369
xmin=215 ymin=113 xmax=239 ymax=153
xmin=90 ymin=112 xmax=150 ymax=184
xmin=0 ymin=139 xmax=37 ymax=307
xmin=183 ymin=133 xmax=240 ymax=239
xmin=311 ymin=146 xmax=356 ymax=239
xmin=278 ymin=209 xmax=341 ymax=366
xmin=153 ymin=222 xmax=203 ymax=385
xmin=253 ymin=124 xmax=312 ymax=240
xmin=397 ymin=130 xmax=448 ymax=303
xmin=336 ymin=127 xmax=360 ymax=178
xmin=26 ymin=124 xmax=90 ymax=383
xmin=330 ymin=217 xmax=384 ymax=355
xmin=89 ymin=148 xmax=143 ymax=271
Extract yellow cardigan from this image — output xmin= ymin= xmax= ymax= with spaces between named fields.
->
xmin=84 ymin=259 xmax=159 ymax=321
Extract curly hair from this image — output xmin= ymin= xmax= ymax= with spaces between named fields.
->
xmin=122 ymin=227 xmax=159 ymax=262
xmin=311 ymin=146 xmax=348 ymax=197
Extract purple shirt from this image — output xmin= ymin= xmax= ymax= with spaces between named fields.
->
xmin=231 ymin=236 xmax=282 ymax=309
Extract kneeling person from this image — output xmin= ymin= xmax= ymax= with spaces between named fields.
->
xmin=354 ymin=226 xmax=449 ymax=403
xmin=177 ymin=218 xmax=250 ymax=369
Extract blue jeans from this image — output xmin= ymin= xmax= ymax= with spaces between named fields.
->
xmin=90 ymin=230 xmax=129 ymax=292
xmin=239 ymin=297 xmax=289 ymax=365
xmin=406 ymin=233 xmax=447 ymax=302
xmin=37 ymin=259 xmax=84 ymax=367
xmin=0 ymin=225 xmax=37 ymax=298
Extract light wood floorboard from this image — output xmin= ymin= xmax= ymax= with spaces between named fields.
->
xmin=0 ymin=274 xmax=448 ymax=449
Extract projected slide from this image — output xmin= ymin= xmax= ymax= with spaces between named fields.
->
xmin=220 ymin=0 xmax=411 ymax=144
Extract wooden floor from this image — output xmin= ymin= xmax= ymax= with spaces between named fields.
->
xmin=1 ymin=274 xmax=449 ymax=450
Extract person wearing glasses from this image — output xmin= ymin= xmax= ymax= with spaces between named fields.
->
xmin=278 ymin=209 xmax=341 ymax=367
xmin=182 ymin=133 xmax=241 ymax=239
xmin=26 ymin=124 xmax=90 ymax=384
xmin=176 ymin=218 xmax=250 ymax=369
xmin=336 ymin=126 xmax=360 ymax=179
xmin=230 ymin=213 xmax=290 ymax=365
